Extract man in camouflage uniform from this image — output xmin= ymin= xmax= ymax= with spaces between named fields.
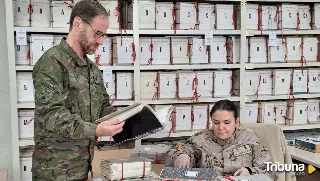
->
xmin=31 ymin=0 xmax=125 ymax=180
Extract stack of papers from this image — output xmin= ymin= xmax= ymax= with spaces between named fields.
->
xmin=100 ymin=158 xmax=153 ymax=180
xmin=95 ymin=171 xmax=160 ymax=181
xmin=130 ymin=144 xmax=171 ymax=164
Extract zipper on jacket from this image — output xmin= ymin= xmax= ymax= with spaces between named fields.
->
xmin=87 ymin=62 xmax=93 ymax=174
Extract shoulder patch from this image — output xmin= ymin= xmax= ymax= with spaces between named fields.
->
xmin=263 ymin=145 xmax=268 ymax=151
xmin=177 ymin=145 xmax=184 ymax=152
xmin=36 ymin=82 xmax=59 ymax=103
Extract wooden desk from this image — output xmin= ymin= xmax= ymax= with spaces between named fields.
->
xmin=89 ymin=146 xmax=320 ymax=180
xmin=288 ymin=146 xmax=320 ymax=168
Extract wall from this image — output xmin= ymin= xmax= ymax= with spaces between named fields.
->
xmin=0 ymin=0 xmax=13 ymax=180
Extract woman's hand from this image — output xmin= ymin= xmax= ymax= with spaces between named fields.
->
xmin=233 ymin=167 xmax=250 ymax=176
xmin=174 ymin=154 xmax=190 ymax=168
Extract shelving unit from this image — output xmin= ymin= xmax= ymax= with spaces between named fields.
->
xmin=17 ymin=101 xmax=134 ymax=109
xmin=246 ymin=30 xmax=320 ymax=36
xmin=245 ymin=94 xmax=320 ymax=102
xmin=13 ymin=27 xmax=134 ymax=34
xmin=145 ymin=124 xmax=320 ymax=139
xmin=16 ymin=65 xmax=135 ymax=71
xmin=5 ymin=0 xmax=320 ymax=180
xmin=139 ymin=30 xmax=242 ymax=35
xmin=245 ymin=62 xmax=320 ymax=69
xmin=140 ymin=64 xmax=241 ymax=70
xmin=140 ymin=97 xmax=241 ymax=105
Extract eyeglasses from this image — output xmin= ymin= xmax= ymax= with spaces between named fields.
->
xmin=82 ymin=19 xmax=107 ymax=40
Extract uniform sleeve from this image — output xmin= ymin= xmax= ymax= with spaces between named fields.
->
xmin=247 ymin=138 xmax=277 ymax=180
xmin=166 ymin=134 xmax=202 ymax=168
xmin=33 ymin=55 xmax=97 ymax=140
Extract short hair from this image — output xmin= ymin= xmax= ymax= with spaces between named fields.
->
xmin=210 ymin=100 xmax=238 ymax=119
xmin=69 ymin=0 xmax=109 ymax=31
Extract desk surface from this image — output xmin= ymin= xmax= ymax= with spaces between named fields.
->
xmin=89 ymin=147 xmax=320 ymax=180
xmin=288 ymin=146 xmax=320 ymax=168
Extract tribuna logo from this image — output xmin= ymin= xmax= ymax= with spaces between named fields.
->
xmin=266 ymin=162 xmax=305 ymax=174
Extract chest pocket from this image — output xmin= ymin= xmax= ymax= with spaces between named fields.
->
xmin=89 ymin=71 xmax=105 ymax=120
xmin=232 ymin=144 xmax=253 ymax=166
xmin=233 ymin=144 xmax=251 ymax=157
xmin=67 ymin=69 xmax=90 ymax=118
xmin=91 ymin=74 xmax=104 ymax=99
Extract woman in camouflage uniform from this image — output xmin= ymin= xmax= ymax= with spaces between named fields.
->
xmin=166 ymin=100 xmax=276 ymax=180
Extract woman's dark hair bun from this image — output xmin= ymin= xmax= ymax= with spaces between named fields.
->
xmin=210 ymin=100 xmax=238 ymax=118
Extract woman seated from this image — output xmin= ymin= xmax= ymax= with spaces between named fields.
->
xmin=166 ymin=100 xmax=276 ymax=180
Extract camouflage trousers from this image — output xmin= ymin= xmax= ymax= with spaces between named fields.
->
xmin=32 ymin=170 xmax=90 ymax=181
xmin=32 ymin=166 xmax=90 ymax=181
xmin=32 ymin=155 xmax=91 ymax=181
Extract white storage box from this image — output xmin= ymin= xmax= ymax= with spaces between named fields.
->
xmin=30 ymin=34 xmax=54 ymax=65
xmin=155 ymin=2 xmax=174 ymax=30
xmin=198 ymin=4 xmax=215 ymax=30
xmin=51 ymin=1 xmax=72 ymax=28
xmin=140 ymin=72 xmax=158 ymax=100
xmin=158 ymin=72 xmax=176 ymax=99
xmin=116 ymin=72 xmax=134 ymax=100
xmin=18 ymin=110 xmax=34 ymax=139
xmin=16 ymin=72 xmax=34 ymax=103
xmin=139 ymin=0 xmax=156 ymax=29
xmin=30 ymin=0 xmax=51 ymax=28
xmin=175 ymin=2 xmax=198 ymax=30
xmin=13 ymin=0 xmax=30 ymax=27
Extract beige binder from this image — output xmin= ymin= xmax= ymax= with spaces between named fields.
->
xmin=95 ymin=103 xmax=165 ymax=144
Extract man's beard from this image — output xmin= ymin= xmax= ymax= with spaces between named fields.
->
xmin=78 ymin=29 xmax=96 ymax=55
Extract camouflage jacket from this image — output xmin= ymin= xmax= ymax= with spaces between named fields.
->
xmin=31 ymin=39 xmax=116 ymax=180
xmin=166 ymin=128 xmax=276 ymax=180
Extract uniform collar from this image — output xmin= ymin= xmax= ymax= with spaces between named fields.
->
xmin=60 ymin=38 xmax=88 ymax=66
xmin=210 ymin=128 xmax=241 ymax=147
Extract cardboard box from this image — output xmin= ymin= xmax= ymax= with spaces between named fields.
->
xmin=89 ymin=149 xmax=165 ymax=180
xmin=0 ymin=168 xmax=8 ymax=181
